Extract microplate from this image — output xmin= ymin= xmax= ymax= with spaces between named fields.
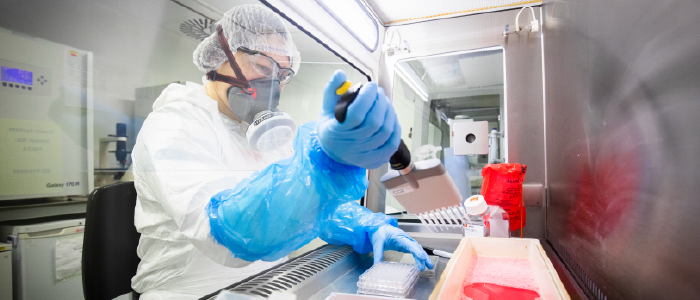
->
xmin=357 ymin=261 xmax=419 ymax=298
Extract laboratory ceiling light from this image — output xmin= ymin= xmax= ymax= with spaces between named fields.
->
xmin=395 ymin=63 xmax=429 ymax=101
xmin=364 ymin=0 xmax=542 ymax=25
xmin=314 ymin=0 xmax=379 ymax=51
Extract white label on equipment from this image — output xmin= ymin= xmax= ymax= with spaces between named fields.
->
xmin=389 ymin=186 xmax=414 ymax=196
xmin=463 ymin=224 xmax=485 ymax=237
xmin=55 ymin=233 xmax=84 ymax=281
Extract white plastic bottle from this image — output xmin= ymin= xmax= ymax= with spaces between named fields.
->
xmin=462 ymin=195 xmax=510 ymax=238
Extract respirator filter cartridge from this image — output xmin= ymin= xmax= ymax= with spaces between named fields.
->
xmin=246 ymin=110 xmax=297 ymax=152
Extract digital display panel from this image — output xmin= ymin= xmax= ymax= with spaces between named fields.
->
xmin=1 ymin=66 xmax=33 ymax=85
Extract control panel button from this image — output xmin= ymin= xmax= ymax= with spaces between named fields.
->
xmin=28 ymin=87 xmax=32 ymax=90
xmin=9 ymin=83 xmax=13 ymax=87
xmin=21 ymin=86 xmax=25 ymax=89
xmin=2 ymin=82 xmax=5 ymax=87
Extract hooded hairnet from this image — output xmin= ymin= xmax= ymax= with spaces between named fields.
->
xmin=193 ymin=4 xmax=301 ymax=75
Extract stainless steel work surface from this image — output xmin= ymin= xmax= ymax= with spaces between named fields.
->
xmin=307 ymin=252 xmax=448 ymax=300
xmin=200 ymin=244 xmax=448 ymax=300
xmin=199 ymin=238 xmax=590 ymax=300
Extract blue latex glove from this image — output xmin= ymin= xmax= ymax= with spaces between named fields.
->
xmin=317 ymin=70 xmax=402 ymax=169
xmin=320 ymin=202 xmax=396 ymax=254
xmin=370 ymin=225 xmax=434 ymax=271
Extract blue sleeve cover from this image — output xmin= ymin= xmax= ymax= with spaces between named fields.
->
xmin=320 ymin=202 xmax=397 ymax=254
xmin=207 ymin=122 xmax=368 ymax=262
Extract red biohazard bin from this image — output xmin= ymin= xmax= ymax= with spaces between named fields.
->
xmin=480 ymin=163 xmax=527 ymax=231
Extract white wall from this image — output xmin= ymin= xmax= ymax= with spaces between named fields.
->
xmin=391 ymin=75 xmax=417 ymax=148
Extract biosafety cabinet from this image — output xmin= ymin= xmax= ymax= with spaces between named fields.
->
xmin=261 ymin=0 xmax=545 ymax=234
xmin=0 ymin=0 xmax=696 ymax=299
xmin=265 ymin=0 xmax=700 ymax=298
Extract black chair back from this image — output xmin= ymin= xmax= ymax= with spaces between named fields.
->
xmin=82 ymin=181 xmax=141 ymax=300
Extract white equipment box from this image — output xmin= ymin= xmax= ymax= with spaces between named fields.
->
xmin=451 ymin=120 xmax=489 ymax=156
xmin=0 ymin=27 xmax=93 ymax=201
xmin=0 ymin=243 xmax=12 ymax=300
xmin=0 ymin=218 xmax=85 ymax=300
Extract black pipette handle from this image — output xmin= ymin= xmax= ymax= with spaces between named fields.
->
xmin=334 ymin=83 xmax=412 ymax=171
xmin=390 ymin=140 xmax=411 ymax=171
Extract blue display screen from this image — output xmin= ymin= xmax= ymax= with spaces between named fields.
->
xmin=1 ymin=66 xmax=33 ymax=85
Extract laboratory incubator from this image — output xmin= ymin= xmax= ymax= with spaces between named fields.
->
xmin=0 ymin=0 xmax=699 ymax=299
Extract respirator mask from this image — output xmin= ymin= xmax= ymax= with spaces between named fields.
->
xmin=207 ymin=25 xmax=297 ymax=151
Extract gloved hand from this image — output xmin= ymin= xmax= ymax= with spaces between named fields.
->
xmin=370 ymin=225 xmax=434 ymax=271
xmin=317 ymin=70 xmax=402 ymax=169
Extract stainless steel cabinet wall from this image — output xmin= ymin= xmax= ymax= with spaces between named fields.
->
xmin=542 ymin=0 xmax=700 ymax=298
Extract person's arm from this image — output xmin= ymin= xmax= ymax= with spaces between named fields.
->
xmin=314 ymin=70 xmax=432 ymax=271
xmin=207 ymin=122 xmax=368 ymax=262
xmin=133 ymin=105 xmax=253 ymax=268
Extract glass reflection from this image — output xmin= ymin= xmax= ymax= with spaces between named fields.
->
xmin=387 ymin=48 xmax=505 ymax=216
xmin=0 ymin=0 xmax=365 ymax=197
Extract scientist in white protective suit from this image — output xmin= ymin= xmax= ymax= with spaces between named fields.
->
xmin=130 ymin=4 xmax=433 ymax=300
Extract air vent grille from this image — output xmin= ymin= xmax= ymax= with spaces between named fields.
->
xmin=210 ymin=245 xmax=355 ymax=298
xmin=180 ymin=18 xmax=215 ymax=41
xmin=549 ymin=237 xmax=608 ymax=300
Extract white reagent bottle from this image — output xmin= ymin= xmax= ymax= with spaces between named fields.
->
xmin=462 ymin=195 xmax=511 ymax=238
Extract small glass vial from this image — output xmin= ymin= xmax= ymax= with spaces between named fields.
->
xmin=462 ymin=195 xmax=510 ymax=238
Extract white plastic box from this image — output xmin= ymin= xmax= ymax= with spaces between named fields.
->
xmin=0 ymin=219 xmax=85 ymax=300
xmin=429 ymin=237 xmax=570 ymax=300
xmin=0 ymin=243 xmax=12 ymax=300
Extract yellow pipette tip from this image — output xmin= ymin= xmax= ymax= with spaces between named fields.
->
xmin=336 ymin=81 xmax=352 ymax=95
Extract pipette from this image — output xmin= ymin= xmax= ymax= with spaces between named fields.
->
xmin=335 ymin=82 xmax=468 ymax=232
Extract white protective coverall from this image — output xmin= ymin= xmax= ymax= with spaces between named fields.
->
xmin=131 ymin=80 xmax=293 ymax=300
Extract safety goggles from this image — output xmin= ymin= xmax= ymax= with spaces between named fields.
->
xmin=238 ymin=47 xmax=295 ymax=85
xmin=206 ymin=25 xmax=294 ymax=95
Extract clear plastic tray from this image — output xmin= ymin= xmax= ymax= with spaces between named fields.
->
xmin=357 ymin=262 xmax=419 ymax=298
xmin=399 ymin=254 xmax=439 ymax=278
xmin=325 ymin=293 xmax=412 ymax=300
xmin=357 ymin=274 xmax=418 ymax=298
